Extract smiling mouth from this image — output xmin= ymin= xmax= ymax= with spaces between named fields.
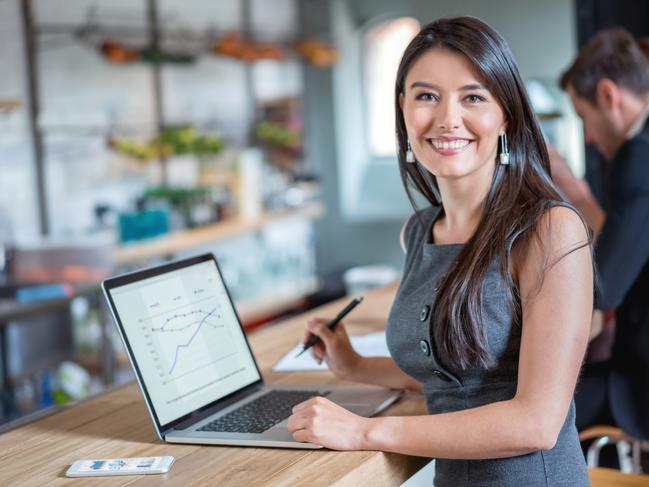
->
xmin=427 ymin=138 xmax=473 ymax=152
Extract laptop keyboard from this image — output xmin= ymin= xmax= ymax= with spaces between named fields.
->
xmin=198 ymin=390 xmax=330 ymax=434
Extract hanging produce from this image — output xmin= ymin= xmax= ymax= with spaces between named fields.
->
xmin=108 ymin=126 xmax=225 ymax=161
xmin=212 ymin=33 xmax=285 ymax=62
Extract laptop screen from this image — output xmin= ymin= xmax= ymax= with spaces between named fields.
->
xmin=106 ymin=258 xmax=261 ymax=427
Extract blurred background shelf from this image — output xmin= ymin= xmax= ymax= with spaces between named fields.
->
xmin=0 ymin=99 xmax=21 ymax=113
xmin=237 ymin=276 xmax=319 ymax=326
xmin=0 ymin=283 xmax=96 ymax=323
xmin=113 ymin=202 xmax=325 ymax=265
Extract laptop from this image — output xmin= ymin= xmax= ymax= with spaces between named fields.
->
xmin=102 ymin=253 xmax=402 ymax=449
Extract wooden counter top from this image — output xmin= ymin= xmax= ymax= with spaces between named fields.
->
xmin=0 ymin=283 xmax=630 ymax=486
xmin=590 ymin=468 xmax=649 ymax=486
xmin=0 ymin=284 xmax=429 ymax=486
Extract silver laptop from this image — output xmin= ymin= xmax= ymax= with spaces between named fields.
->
xmin=102 ymin=253 xmax=402 ymax=449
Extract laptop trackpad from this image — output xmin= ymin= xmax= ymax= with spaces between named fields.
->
xmin=272 ymin=387 xmax=397 ymax=429
xmin=328 ymin=388 xmax=397 ymax=417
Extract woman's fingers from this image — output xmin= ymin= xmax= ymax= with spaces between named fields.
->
xmin=301 ymin=329 xmax=315 ymax=346
xmin=310 ymin=347 xmax=325 ymax=364
xmin=306 ymin=319 xmax=337 ymax=345
xmin=287 ymin=412 xmax=307 ymax=432
xmin=310 ymin=348 xmax=322 ymax=362
xmin=302 ymin=316 xmax=352 ymax=367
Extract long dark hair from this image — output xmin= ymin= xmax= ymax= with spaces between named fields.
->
xmin=395 ymin=16 xmax=590 ymax=372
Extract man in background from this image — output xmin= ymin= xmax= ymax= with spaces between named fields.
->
xmin=551 ymin=27 xmax=649 ymax=443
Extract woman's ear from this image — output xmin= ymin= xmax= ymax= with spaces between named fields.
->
xmin=399 ymin=93 xmax=405 ymax=111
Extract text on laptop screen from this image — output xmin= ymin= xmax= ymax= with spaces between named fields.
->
xmin=109 ymin=260 xmax=261 ymax=426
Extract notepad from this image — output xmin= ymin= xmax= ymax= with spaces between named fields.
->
xmin=272 ymin=331 xmax=391 ymax=372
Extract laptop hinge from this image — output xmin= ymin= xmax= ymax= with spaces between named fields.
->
xmin=171 ymin=383 xmax=265 ymax=431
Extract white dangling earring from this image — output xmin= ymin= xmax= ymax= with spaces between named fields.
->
xmin=406 ymin=140 xmax=415 ymax=163
xmin=498 ymin=132 xmax=510 ymax=165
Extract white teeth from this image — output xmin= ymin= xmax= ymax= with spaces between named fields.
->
xmin=431 ymin=139 xmax=469 ymax=150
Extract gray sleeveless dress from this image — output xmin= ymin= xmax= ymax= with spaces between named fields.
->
xmin=386 ymin=205 xmax=589 ymax=486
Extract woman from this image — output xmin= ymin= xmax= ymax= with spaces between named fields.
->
xmin=287 ymin=16 xmax=593 ymax=486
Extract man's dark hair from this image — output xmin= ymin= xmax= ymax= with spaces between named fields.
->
xmin=560 ymin=27 xmax=649 ymax=104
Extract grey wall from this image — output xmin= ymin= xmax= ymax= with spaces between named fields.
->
xmin=302 ymin=0 xmax=578 ymax=276
xmin=302 ymin=0 xmax=410 ymax=280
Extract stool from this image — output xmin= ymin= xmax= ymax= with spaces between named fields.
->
xmin=580 ymin=425 xmax=647 ymax=474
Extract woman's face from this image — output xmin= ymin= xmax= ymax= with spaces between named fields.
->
xmin=400 ymin=47 xmax=507 ymax=182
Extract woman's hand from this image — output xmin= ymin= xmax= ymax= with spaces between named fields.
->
xmin=287 ymin=396 xmax=370 ymax=450
xmin=302 ymin=318 xmax=362 ymax=380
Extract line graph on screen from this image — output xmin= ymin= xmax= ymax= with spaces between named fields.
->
xmin=139 ymin=296 xmax=237 ymax=383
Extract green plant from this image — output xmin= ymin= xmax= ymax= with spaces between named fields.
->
xmin=255 ymin=121 xmax=301 ymax=148
xmin=109 ymin=126 xmax=225 ymax=161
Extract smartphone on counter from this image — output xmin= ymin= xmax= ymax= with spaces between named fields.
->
xmin=66 ymin=456 xmax=174 ymax=477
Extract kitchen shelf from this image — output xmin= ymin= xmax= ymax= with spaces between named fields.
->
xmin=237 ymin=277 xmax=319 ymax=325
xmin=0 ymin=100 xmax=21 ymax=113
xmin=113 ymin=202 xmax=325 ymax=265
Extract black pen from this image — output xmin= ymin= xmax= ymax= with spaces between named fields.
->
xmin=295 ymin=296 xmax=364 ymax=358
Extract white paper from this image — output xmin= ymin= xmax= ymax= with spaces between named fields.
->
xmin=272 ymin=332 xmax=390 ymax=372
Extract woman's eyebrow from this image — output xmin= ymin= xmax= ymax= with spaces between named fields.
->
xmin=459 ymin=83 xmax=487 ymax=91
xmin=408 ymin=81 xmax=487 ymax=91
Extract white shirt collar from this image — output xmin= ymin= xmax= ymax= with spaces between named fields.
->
xmin=626 ymin=102 xmax=649 ymax=139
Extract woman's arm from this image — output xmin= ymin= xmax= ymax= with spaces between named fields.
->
xmin=303 ymin=318 xmax=423 ymax=391
xmin=304 ymin=219 xmax=420 ymax=392
xmin=304 ymin=319 xmax=423 ymax=392
xmin=349 ymin=356 xmax=423 ymax=392
xmin=289 ymin=207 xmax=593 ymax=457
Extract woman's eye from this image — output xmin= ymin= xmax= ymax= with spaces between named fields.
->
xmin=415 ymin=92 xmax=437 ymax=102
xmin=464 ymin=94 xmax=486 ymax=103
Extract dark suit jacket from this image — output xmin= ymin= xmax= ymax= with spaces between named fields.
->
xmin=595 ymin=118 xmax=649 ymax=440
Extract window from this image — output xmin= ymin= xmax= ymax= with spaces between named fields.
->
xmin=363 ymin=17 xmax=420 ymax=157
